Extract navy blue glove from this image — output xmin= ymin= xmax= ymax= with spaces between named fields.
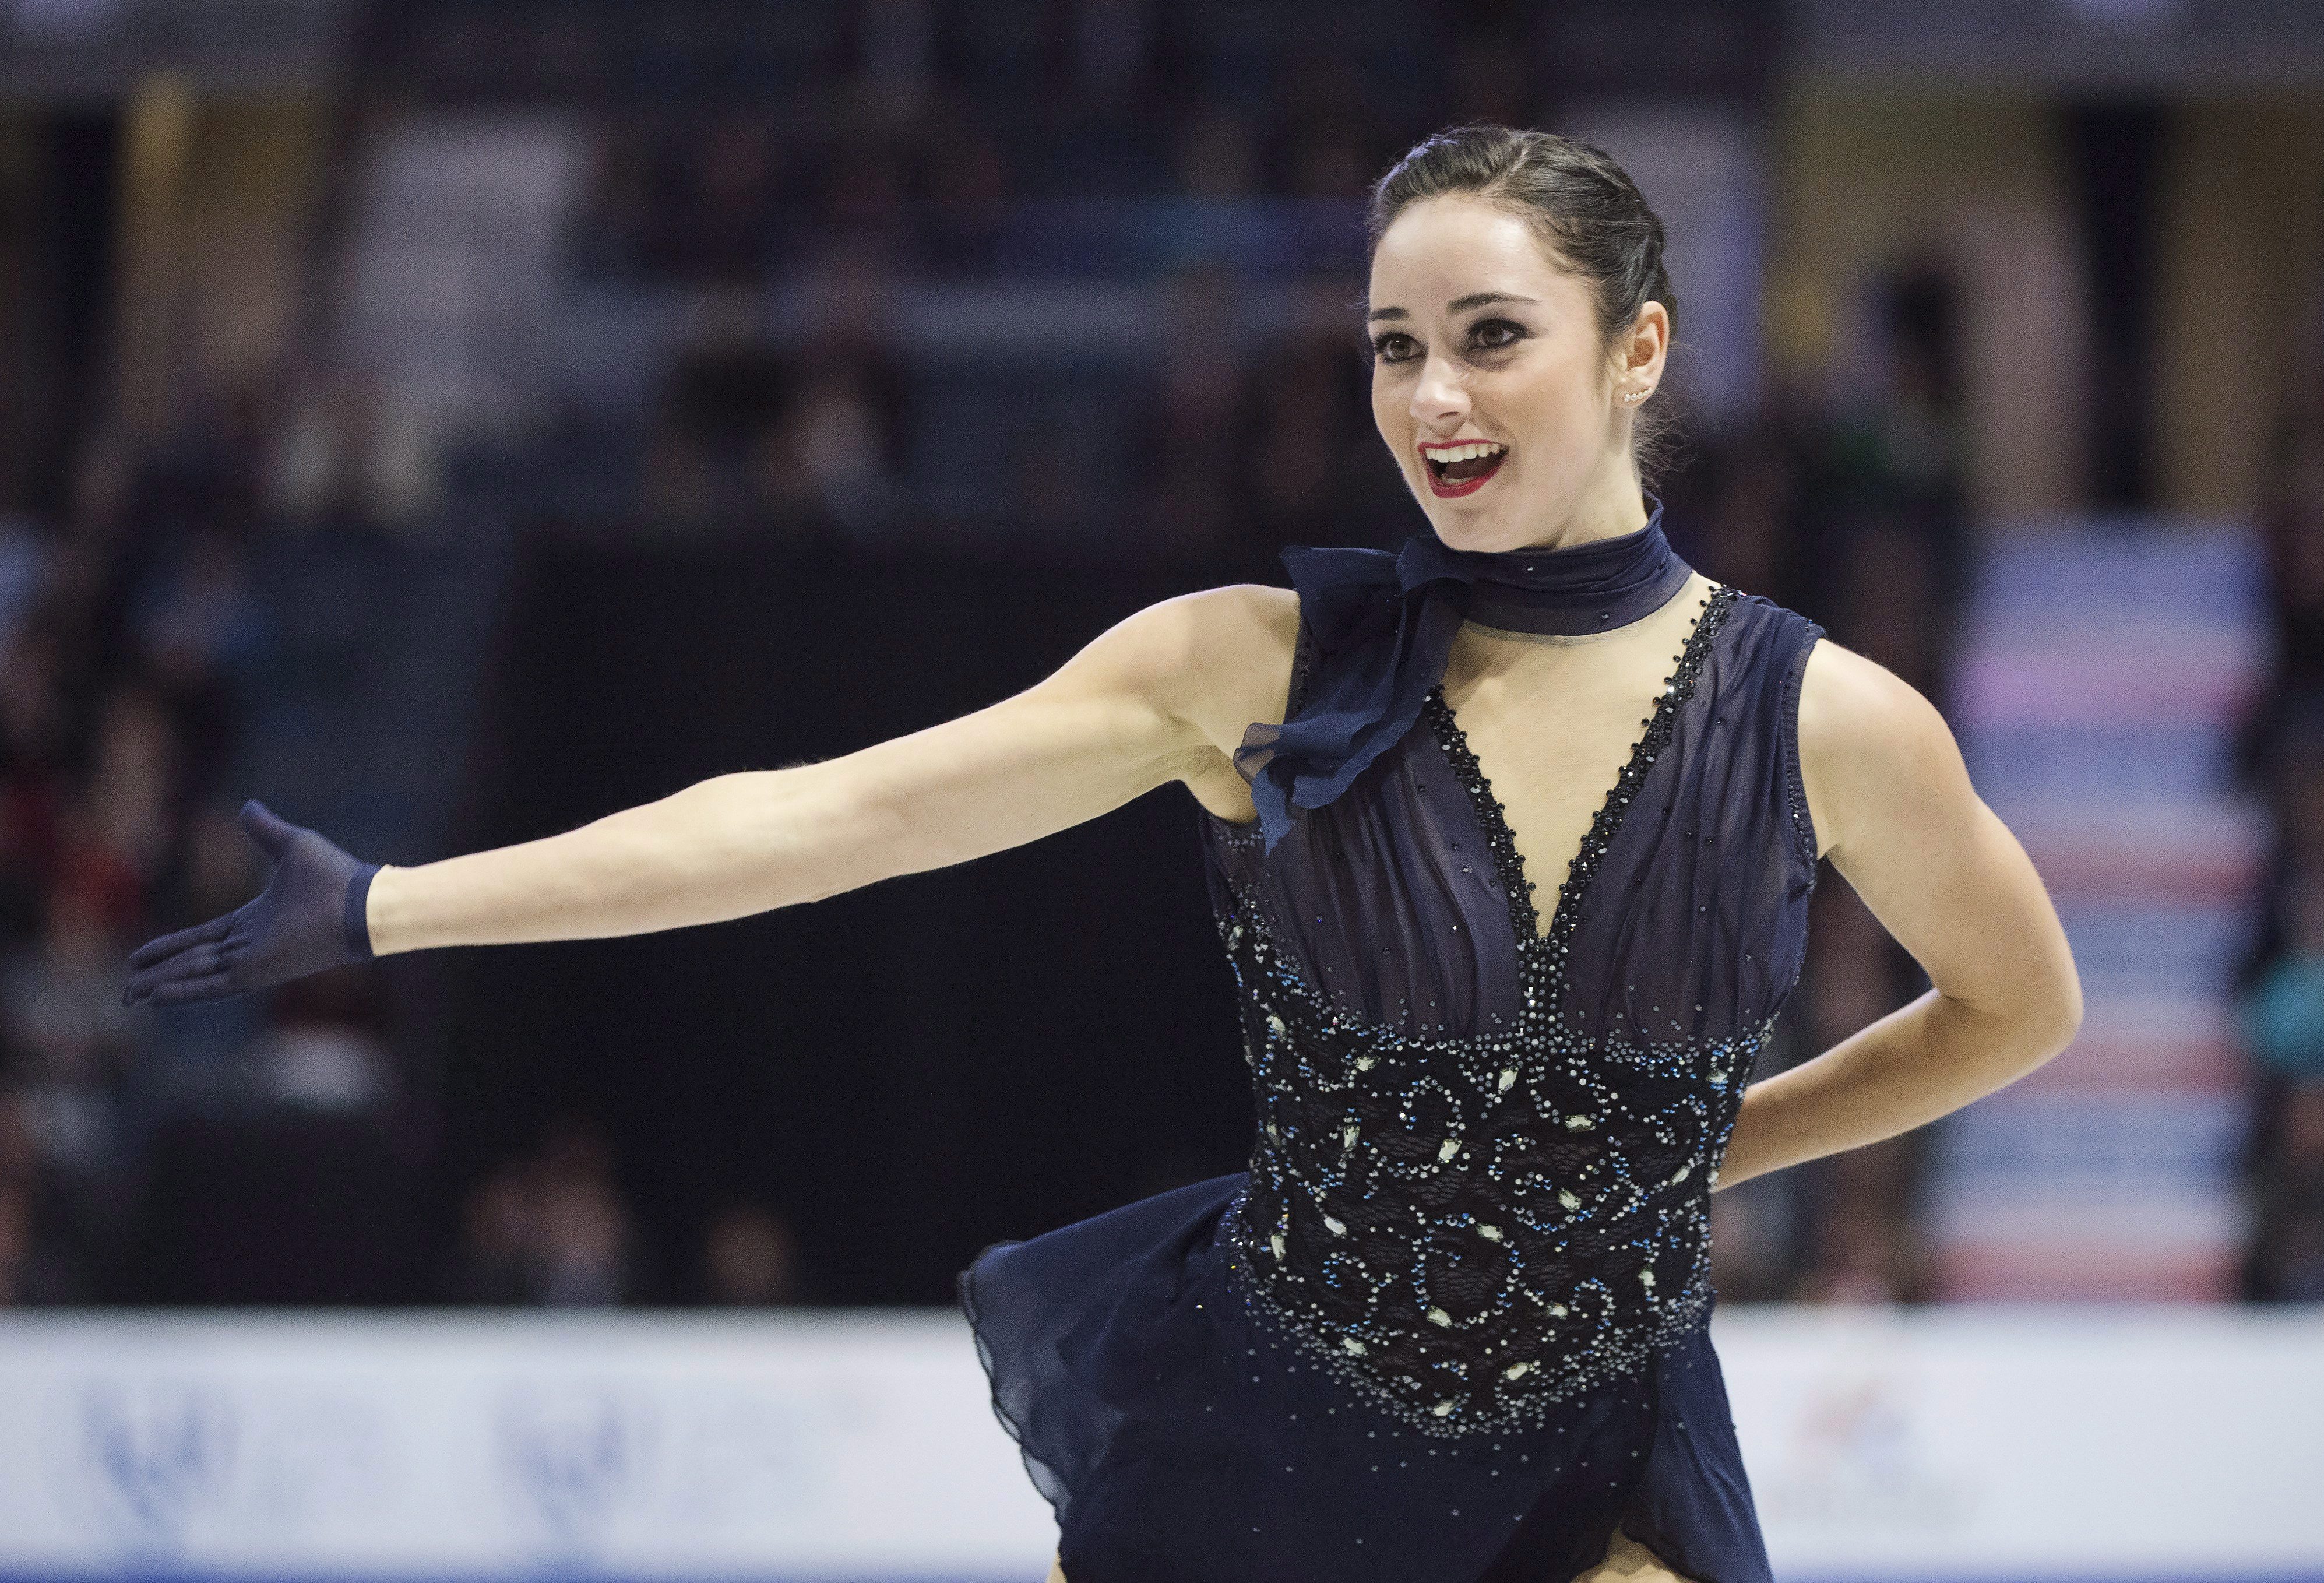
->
xmin=122 ymin=800 xmax=382 ymax=1008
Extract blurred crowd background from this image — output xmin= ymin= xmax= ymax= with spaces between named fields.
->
xmin=0 ymin=0 xmax=2319 ymax=1313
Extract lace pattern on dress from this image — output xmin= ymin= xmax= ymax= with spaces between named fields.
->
xmin=1213 ymin=584 xmax=1773 ymax=1437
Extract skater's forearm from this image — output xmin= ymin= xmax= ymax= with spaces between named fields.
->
xmin=1712 ymin=986 xmax=2076 ymax=1190
xmin=363 ymin=763 xmax=895 ymax=954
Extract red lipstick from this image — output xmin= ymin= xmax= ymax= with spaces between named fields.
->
xmin=1421 ymin=442 xmax=1508 ymax=498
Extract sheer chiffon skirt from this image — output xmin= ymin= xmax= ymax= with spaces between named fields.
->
xmin=959 ymin=1172 xmax=1773 ymax=1583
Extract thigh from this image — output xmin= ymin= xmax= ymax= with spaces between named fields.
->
xmin=1573 ymin=1525 xmax=1705 ymax=1583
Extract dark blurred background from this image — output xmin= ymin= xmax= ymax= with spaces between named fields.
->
xmin=0 ymin=0 xmax=2318 ymax=1314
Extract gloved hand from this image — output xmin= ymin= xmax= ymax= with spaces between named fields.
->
xmin=122 ymin=800 xmax=382 ymax=1008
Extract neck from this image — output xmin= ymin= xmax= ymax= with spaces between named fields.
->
xmin=1441 ymin=487 xmax=1661 ymax=564
xmin=1496 ymin=474 xmax=1652 ymax=555
xmin=1543 ymin=476 xmax=1654 ymax=548
xmin=1400 ymin=489 xmax=1688 ymax=639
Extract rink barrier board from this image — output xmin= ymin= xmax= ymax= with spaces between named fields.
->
xmin=0 ymin=1307 xmax=2318 ymax=1581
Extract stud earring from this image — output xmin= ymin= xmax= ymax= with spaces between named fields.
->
xmin=1622 ymin=389 xmax=1648 ymax=403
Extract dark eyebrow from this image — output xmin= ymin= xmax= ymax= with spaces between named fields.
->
xmin=1364 ymin=291 xmax=1540 ymax=324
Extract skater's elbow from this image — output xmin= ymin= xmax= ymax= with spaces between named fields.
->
xmin=2010 ymin=965 xmax=2084 ymax=1062
xmin=1955 ymin=917 xmax=2083 ymax=1047
xmin=1932 ymin=931 xmax=2083 ymax=1066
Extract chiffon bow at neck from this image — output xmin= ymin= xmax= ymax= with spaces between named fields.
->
xmin=1235 ymin=496 xmax=1693 ymax=854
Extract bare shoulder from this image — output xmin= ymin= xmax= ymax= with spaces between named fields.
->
xmin=1111 ymin=582 xmax=1301 ymax=752
xmin=1794 ymin=635 xmax=1973 ymax=866
xmin=1025 ymin=582 xmax=1299 ymax=797
xmin=1145 ymin=581 xmax=1301 ymax=664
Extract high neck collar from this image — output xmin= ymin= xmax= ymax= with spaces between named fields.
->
xmin=1396 ymin=491 xmax=1689 ymax=637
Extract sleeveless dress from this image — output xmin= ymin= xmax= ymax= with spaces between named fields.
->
xmin=959 ymin=582 xmax=1825 ymax=1582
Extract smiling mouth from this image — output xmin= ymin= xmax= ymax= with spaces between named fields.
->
xmin=1424 ymin=446 xmax=1508 ymax=498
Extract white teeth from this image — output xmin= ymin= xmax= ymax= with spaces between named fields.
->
xmin=1425 ymin=441 xmax=1507 ymax=464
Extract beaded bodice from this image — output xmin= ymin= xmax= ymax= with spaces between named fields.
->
xmin=1196 ymin=584 xmax=1823 ymax=1438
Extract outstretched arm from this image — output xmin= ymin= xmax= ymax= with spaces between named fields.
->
xmin=1713 ymin=636 xmax=2084 ymax=1190
xmin=125 ymin=583 xmax=1299 ymax=1001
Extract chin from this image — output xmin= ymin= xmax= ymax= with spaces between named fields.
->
xmin=1415 ymin=497 xmax=1516 ymax=553
xmin=1428 ymin=520 xmax=1501 ymax=553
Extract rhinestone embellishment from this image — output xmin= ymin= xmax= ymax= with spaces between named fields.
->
xmin=1210 ymin=584 xmax=1774 ymax=1438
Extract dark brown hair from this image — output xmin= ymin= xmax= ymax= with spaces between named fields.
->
xmin=1367 ymin=123 xmax=1682 ymax=488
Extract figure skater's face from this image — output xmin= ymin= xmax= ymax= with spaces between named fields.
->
xmin=1366 ymin=192 xmax=1665 ymax=553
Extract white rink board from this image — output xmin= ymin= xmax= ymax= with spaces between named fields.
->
xmin=0 ymin=1313 xmax=1055 ymax=1581
xmin=1710 ymin=1306 xmax=2324 ymax=1580
xmin=0 ymin=1307 xmax=2318 ymax=1581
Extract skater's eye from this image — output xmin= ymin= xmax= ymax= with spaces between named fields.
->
xmin=1469 ymin=318 xmax=1524 ymax=353
xmin=1368 ymin=320 xmax=1527 ymax=365
xmin=1369 ymin=332 xmax=1417 ymax=364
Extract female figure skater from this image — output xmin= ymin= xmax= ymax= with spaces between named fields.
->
xmin=124 ymin=125 xmax=2082 ymax=1582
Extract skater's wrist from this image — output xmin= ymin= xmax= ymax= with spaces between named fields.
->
xmin=362 ymin=864 xmax=413 ymax=956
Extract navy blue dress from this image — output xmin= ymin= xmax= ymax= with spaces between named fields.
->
xmin=960 ymin=582 xmax=1825 ymax=1581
